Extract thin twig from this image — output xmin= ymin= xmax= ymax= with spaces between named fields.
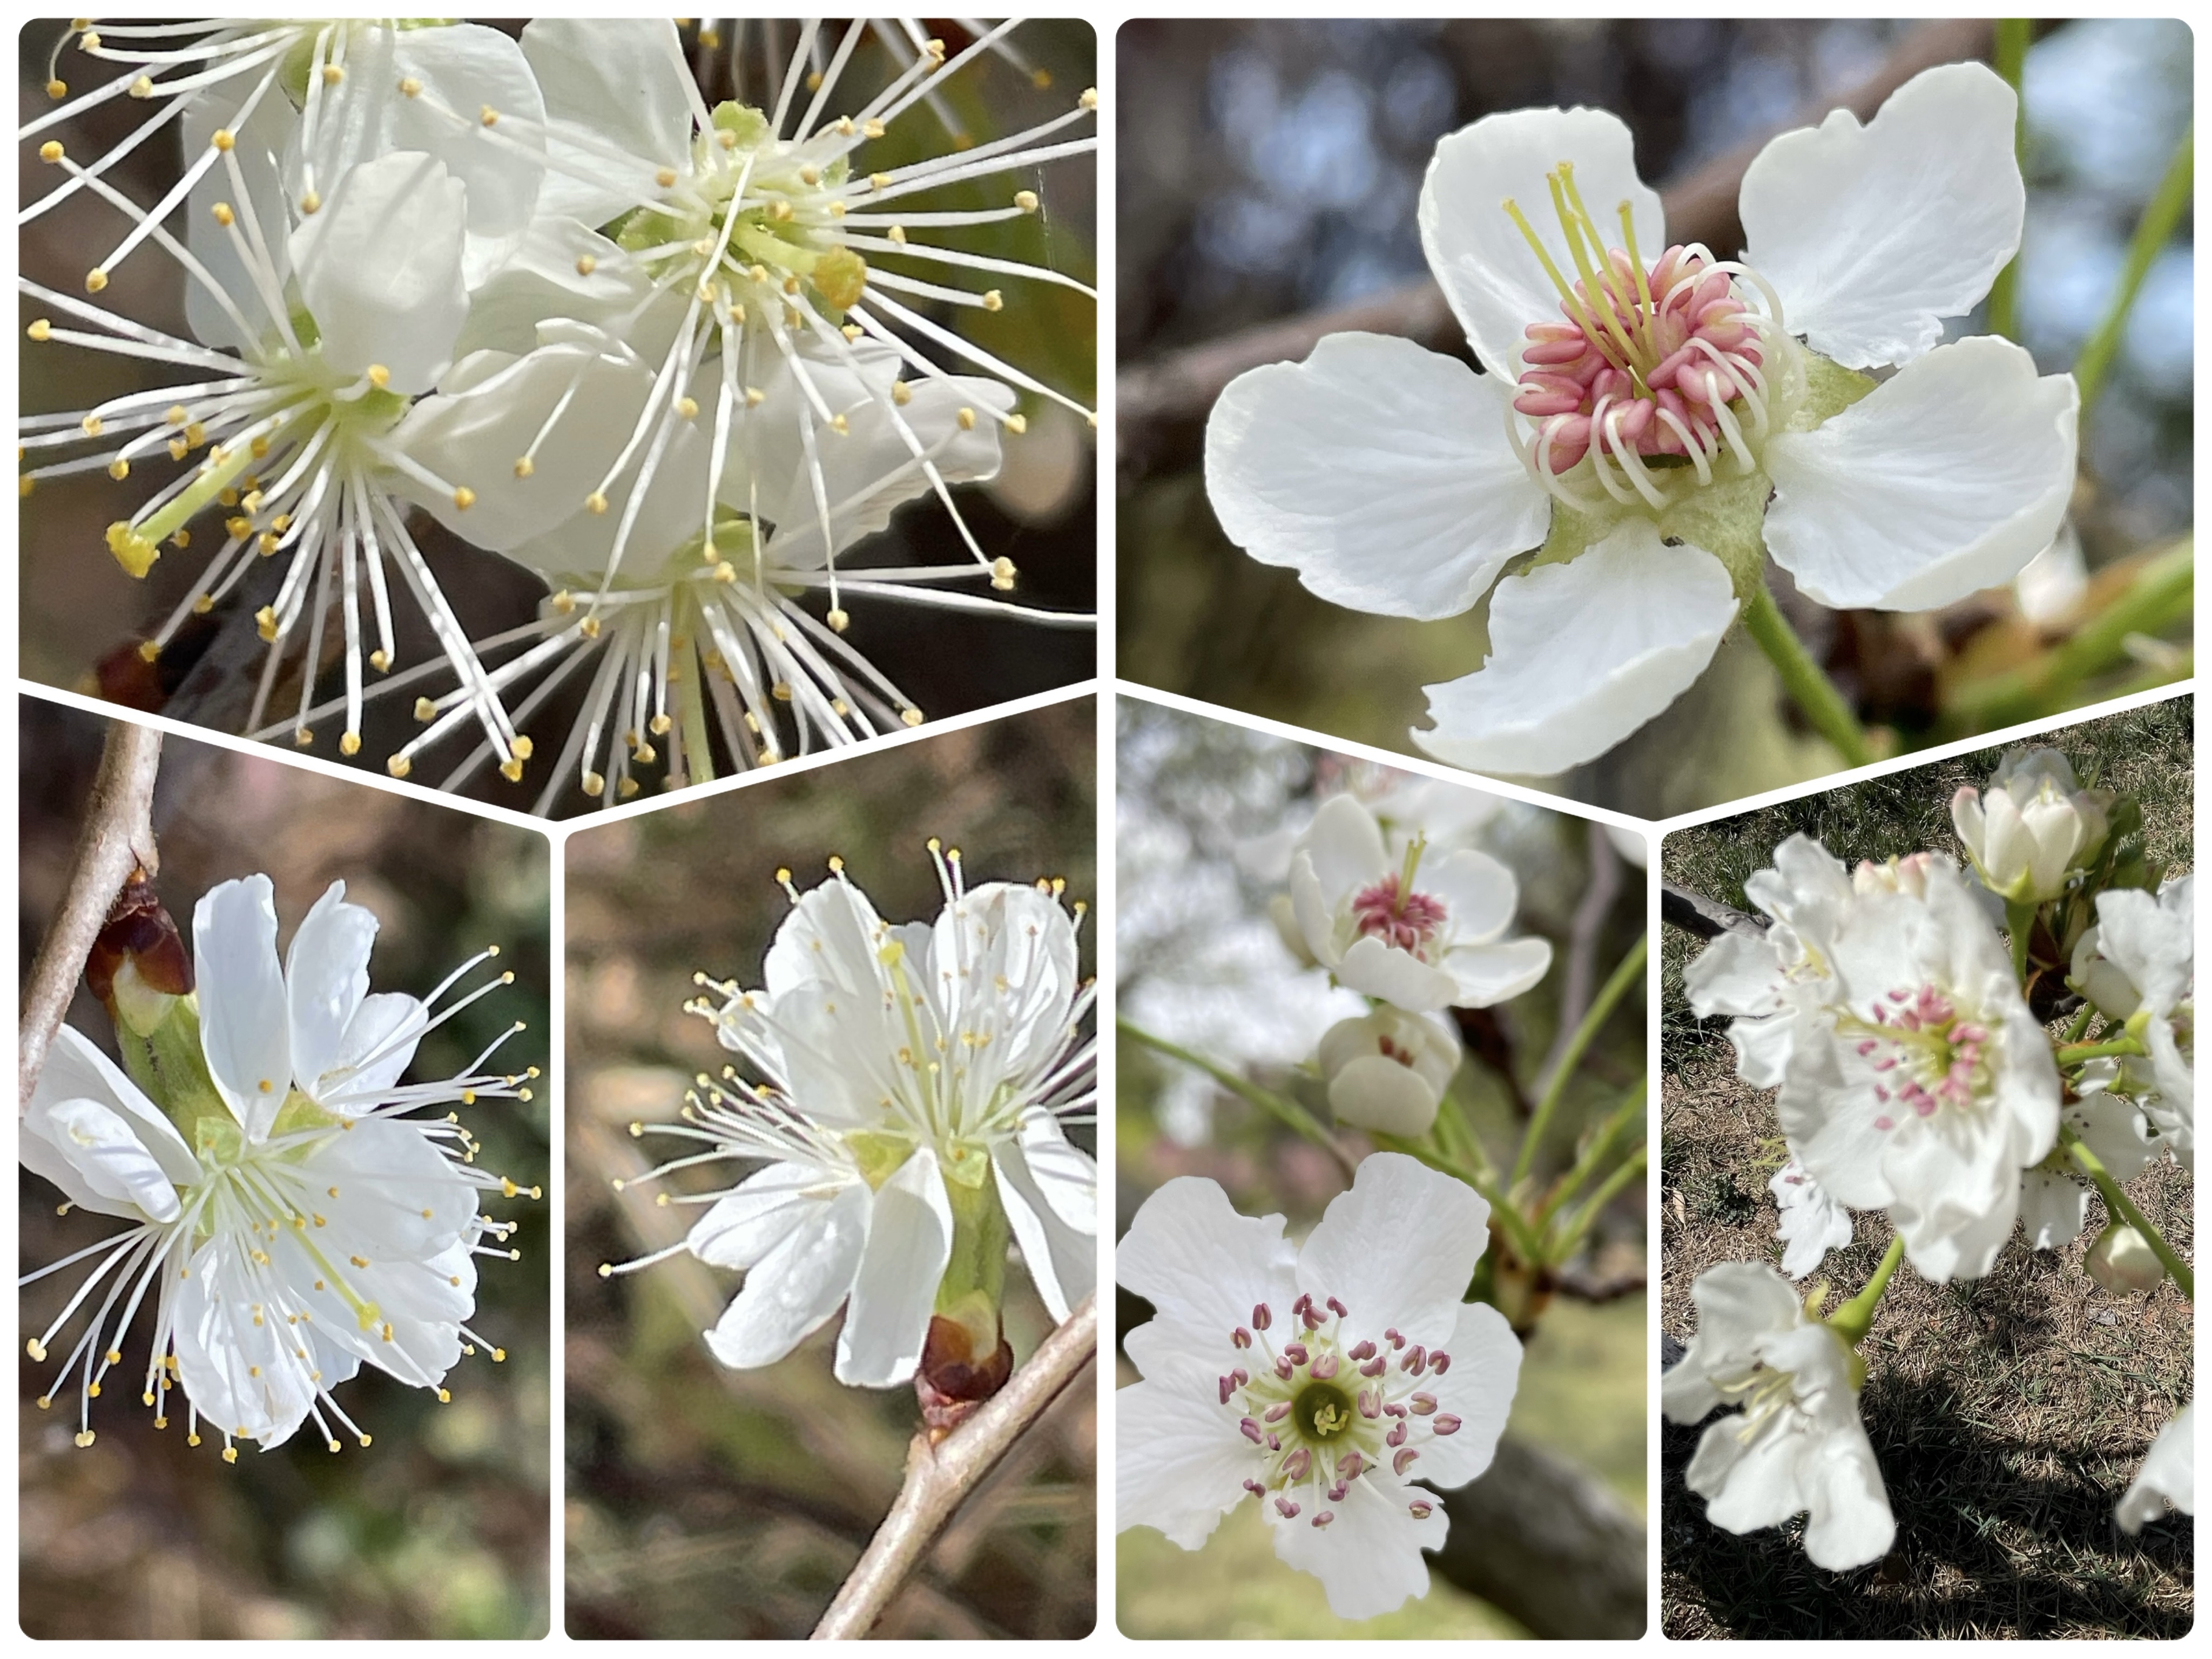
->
xmin=811 ymin=1296 xmax=1098 ymax=1640
xmin=1116 ymin=16 xmax=1994 ymax=468
xmin=19 ymin=718 xmax=164 ymax=1107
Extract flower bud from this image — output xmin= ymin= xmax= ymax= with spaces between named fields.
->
xmin=1951 ymin=748 xmax=2113 ymax=905
xmin=84 ymin=871 xmax=193 ymax=1037
xmin=2086 ymin=1222 xmax=2164 ymax=1294
xmin=1316 ymin=1008 xmax=1461 ymax=1136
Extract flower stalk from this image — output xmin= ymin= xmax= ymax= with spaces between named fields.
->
xmin=2061 ymin=1125 xmax=2193 ymax=1300
xmin=1742 ymin=585 xmax=1875 ymax=769
xmin=1513 ymin=934 xmax=1645 ymax=1189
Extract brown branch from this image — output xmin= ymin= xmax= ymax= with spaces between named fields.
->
xmin=1117 ymin=17 xmax=1995 ymax=469
xmin=1429 ymin=1434 xmax=1647 ymax=1638
xmin=19 ymin=717 xmax=163 ymax=1107
xmin=1660 ymin=880 xmax=1765 ymax=942
xmin=810 ymin=1295 xmax=1098 ymax=1640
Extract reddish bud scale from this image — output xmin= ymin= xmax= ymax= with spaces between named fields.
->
xmin=85 ymin=872 xmax=192 ymax=1006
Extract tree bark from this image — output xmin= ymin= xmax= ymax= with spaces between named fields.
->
xmin=1429 ymin=1434 xmax=1648 ymax=1639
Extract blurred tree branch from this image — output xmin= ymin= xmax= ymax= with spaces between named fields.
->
xmin=20 ymin=716 xmax=163 ymax=1106
xmin=1429 ymin=1434 xmax=1647 ymax=1638
xmin=1117 ymin=16 xmax=1995 ymax=477
xmin=811 ymin=1296 xmax=1098 ymax=1640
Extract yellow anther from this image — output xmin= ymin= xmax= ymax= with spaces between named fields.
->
xmin=1080 ymin=87 xmax=1100 ymax=109
xmin=500 ymin=757 xmax=525 ymax=783
xmin=76 ymin=1432 xmax=97 ymax=1448
xmin=981 ymin=289 xmax=1003 ymax=312
xmin=511 ymin=735 xmax=535 ymax=760
xmin=45 ymin=80 xmax=66 ymax=100
xmin=387 ymin=755 xmax=413 ymax=779
xmin=864 ymin=119 xmax=886 ymax=140
xmin=892 ymin=380 xmax=912 ymax=406
xmin=452 ymin=485 xmax=475 ymax=510
xmin=581 ymin=770 xmax=605 ymax=797
xmin=575 ymin=254 xmax=597 ymax=276
xmin=222 ymin=1446 xmax=238 ymax=1462
xmin=366 ymin=364 xmax=390 ymax=389
xmin=38 ymin=140 xmax=63 ymax=164
xmin=368 ymin=648 xmax=390 ymax=670
xmin=85 ymin=267 xmax=109 ymax=293
xmin=255 ymin=605 xmax=279 ymax=641
xmin=902 ymin=707 xmax=925 ymax=727
xmin=957 ymin=407 xmax=977 ymax=431
xmin=137 ymin=640 xmax=160 ymax=663
xmin=675 ymin=396 xmax=699 ymax=420
xmin=107 ymin=457 xmax=129 ymax=481
xmin=323 ymin=64 xmax=345 ymax=85
xmin=1015 ymin=190 xmax=1040 ymax=213
xmin=399 ymin=76 xmax=423 ymax=98
xmin=655 ymin=167 xmax=678 ymax=188
xmin=480 ymin=105 xmax=498 ymax=127
xmin=888 ymin=224 xmax=907 ymax=245
xmin=212 ymin=202 xmax=235 ymax=226
xmin=1006 ymin=413 xmax=1028 ymax=436
xmin=744 ymin=386 xmax=765 ymax=408
xmin=513 ymin=456 xmax=535 ymax=478
xmin=339 ymin=732 xmax=362 ymax=757
xmin=212 ymin=128 xmax=235 ymax=152
xmin=990 ymin=557 xmax=1017 ymax=591
xmin=585 ymin=491 xmax=609 ymax=515
xmin=27 ymin=318 xmax=52 ymax=341
xmin=293 ymin=728 xmax=314 ymax=747
xmin=299 ymin=190 xmax=322 ymax=214
xmin=827 ymin=608 xmax=849 ymax=633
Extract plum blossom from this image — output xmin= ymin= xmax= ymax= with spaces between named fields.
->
xmin=1116 ymin=1153 xmax=1521 ymax=1621
xmin=1662 ymin=1262 xmax=1894 ymax=1570
xmin=19 ymin=876 xmax=534 ymax=1458
xmin=1951 ymin=747 xmax=2112 ymax=903
xmin=610 ymin=847 xmax=1094 ymax=1387
xmin=1289 ymin=794 xmax=1551 ymax=1014
xmin=2115 ymin=1402 xmax=2194 ymax=1533
xmin=1205 ymin=62 xmax=2075 ymax=777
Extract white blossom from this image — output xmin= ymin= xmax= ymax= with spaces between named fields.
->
xmin=2071 ymin=875 xmax=2194 ymax=1168
xmin=1951 ymin=747 xmax=2112 ymax=903
xmin=1116 ymin=1153 xmax=1521 ymax=1621
xmin=1317 ymin=1008 xmax=1462 ymax=1137
xmin=1768 ymin=1159 xmax=1853 ymax=1279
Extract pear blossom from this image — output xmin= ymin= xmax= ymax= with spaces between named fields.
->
xmin=21 ymin=129 xmax=538 ymax=773
xmin=1768 ymin=1159 xmax=1853 ymax=1279
xmin=19 ymin=875 xmax=534 ymax=1458
xmin=2070 ymin=876 xmax=2194 ymax=1166
xmin=2115 ymin=1402 xmax=2194 ymax=1533
xmin=1205 ymin=62 xmax=2076 ymax=776
xmin=1772 ymin=854 xmax=2059 ymax=1282
xmin=1662 ymin=1262 xmax=1894 ymax=1570
xmin=1317 ymin=1008 xmax=1462 ymax=1136
xmin=1116 ymin=1153 xmax=1521 ymax=1621
xmin=610 ymin=847 xmax=1095 ymax=1387
xmin=1951 ymin=747 xmax=2112 ymax=903
xmin=1288 ymin=794 xmax=1551 ymax=1014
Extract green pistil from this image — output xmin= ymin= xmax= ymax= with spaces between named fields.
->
xmin=1294 ymin=1380 xmax=1356 ymax=1441
xmin=107 ymin=432 xmax=265 ymax=577
xmin=845 ymin=1128 xmax=916 ymax=1192
xmin=1394 ymin=835 xmax=1427 ymax=918
xmin=1549 ymin=164 xmax=1645 ymax=390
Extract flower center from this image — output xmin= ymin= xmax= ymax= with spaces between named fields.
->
xmin=1502 ymin=161 xmax=1783 ymax=508
xmin=1216 ymin=1292 xmax=1463 ymax=1533
xmin=1349 ymin=875 xmax=1448 ymax=955
xmin=1846 ymin=984 xmax=1992 ymax=1130
xmin=1712 ymin=1359 xmax=1800 ymax=1441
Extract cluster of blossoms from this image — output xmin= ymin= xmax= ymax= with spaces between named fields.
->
xmin=22 ymin=19 xmax=1095 ymax=812
xmin=1279 ymin=788 xmax=1552 ymax=1137
xmin=21 ymin=874 xmax=537 ymax=1459
xmin=1669 ymin=745 xmax=2193 ymax=1567
xmin=608 ymin=844 xmax=1095 ymax=1405
xmin=1116 ymin=1154 xmax=1522 ymax=1619
xmin=1205 ymin=61 xmax=2076 ymax=777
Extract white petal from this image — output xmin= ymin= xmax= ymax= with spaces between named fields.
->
xmin=449 ymin=220 xmax=658 ymax=361
xmin=2116 ymin=1402 xmax=2194 ymax=1532
xmin=1296 ymin=794 xmax=1390 ymax=907
xmin=2017 ymin=1166 xmax=2087 ymax=1251
xmin=1742 ymin=63 xmax=2024 ymax=369
xmin=1297 ymin=1152 xmax=1488 ymax=1348
xmin=1415 ymin=1299 xmax=1522 ymax=1488
xmin=29 ymin=1025 xmax=201 ymax=1195
xmin=1117 ymin=1176 xmax=1297 ymax=1340
xmin=1442 ymin=937 xmax=1554 ymax=1008
xmin=323 ymin=992 xmax=427 ymax=1108
xmin=1326 ymin=1054 xmax=1444 ymax=1137
xmin=193 ymin=875 xmax=294 ymax=1139
xmin=290 ymin=151 xmax=470 ymax=394
xmin=1764 ymin=336 xmax=2078 ymax=611
xmin=689 ymin=1162 xmax=849 ymax=1269
xmin=283 ymin=880 xmax=376 ymax=1097
xmin=1204 ymin=332 xmax=1547 ymax=618
xmin=1270 ymin=1471 xmax=1445 ymax=1622
xmin=706 ymin=1181 xmax=871 ymax=1370
xmin=23 ymin=1095 xmax=183 ymax=1223
xmin=1334 ymin=935 xmax=1461 ymax=1014
xmin=1796 ymin=1420 xmax=1898 ymax=1570
xmin=1414 ymin=523 xmax=1737 ymax=775
xmin=1114 ymin=1377 xmax=1255 ymax=1548
xmin=993 ymin=1114 xmax=1097 ymax=1322
xmin=834 ymin=1148 xmax=953 ymax=1387
xmin=172 ymin=1235 xmax=318 ymax=1449
xmin=1425 ymin=848 xmax=1519 ymax=942
xmin=520 ymin=19 xmax=696 ymax=217
xmin=1419 ymin=105 xmax=1665 ymax=380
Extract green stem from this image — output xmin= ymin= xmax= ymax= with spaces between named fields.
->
xmin=1825 ymin=1233 xmax=1907 ymax=1347
xmin=675 ymin=637 xmax=716 ymax=787
xmin=1513 ymin=935 xmax=1647 ymax=1190
xmin=1982 ymin=18 xmax=2033 ymax=340
xmin=2062 ymin=1004 xmax=2099 ymax=1044
xmin=1535 ymin=1077 xmax=1645 ymax=1225
xmin=1941 ymin=539 xmax=2193 ymax=734
xmin=2063 ymin=1125 xmax=2193 ymax=1299
xmin=2005 ymin=900 xmax=2035 ymax=984
xmin=2058 ymin=1037 xmax=2146 ymax=1065
xmin=2074 ymin=121 xmax=2194 ymax=423
xmin=1549 ymin=1147 xmax=1647 ymax=1264
xmin=1742 ymin=585 xmax=1874 ymax=768
xmin=1117 ymin=1017 xmax=1356 ymax=1180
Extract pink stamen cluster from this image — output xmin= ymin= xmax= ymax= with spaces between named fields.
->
xmin=1348 ymin=876 xmax=1448 ymax=955
xmin=1219 ymin=1293 xmax=1461 ymax=1532
xmin=1513 ymin=245 xmax=1765 ymax=474
xmin=1856 ymin=984 xmax=1991 ymax=1130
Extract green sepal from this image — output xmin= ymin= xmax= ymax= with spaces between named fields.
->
xmin=1790 ymin=353 xmax=1879 ymax=431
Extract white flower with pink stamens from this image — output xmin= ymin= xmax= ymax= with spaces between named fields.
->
xmin=1775 ymin=854 xmax=2058 ymax=1283
xmin=1287 ymin=794 xmax=1551 ymax=1014
xmin=18 ymin=875 xmax=534 ymax=1461
xmin=1116 ymin=1154 xmax=1521 ymax=1621
xmin=1205 ymin=61 xmax=2077 ymax=777
xmin=2069 ymin=875 xmax=2194 ymax=1169
xmin=1662 ymin=1262 xmax=1894 ymax=1571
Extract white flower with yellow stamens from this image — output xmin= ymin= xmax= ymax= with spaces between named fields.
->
xmin=20 ymin=121 xmax=540 ymax=775
xmin=19 ymin=876 xmax=537 ymax=1460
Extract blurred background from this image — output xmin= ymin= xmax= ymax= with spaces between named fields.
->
xmin=1658 ymin=693 xmax=2193 ymax=1637
xmin=1117 ymin=18 xmax=2193 ymax=818
xmin=17 ymin=18 xmax=1097 ymax=818
xmin=18 ymin=697 xmax=552 ymax=1638
xmin=564 ymin=698 xmax=1096 ymax=1637
xmin=1115 ymin=698 xmax=1647 ymax=1637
